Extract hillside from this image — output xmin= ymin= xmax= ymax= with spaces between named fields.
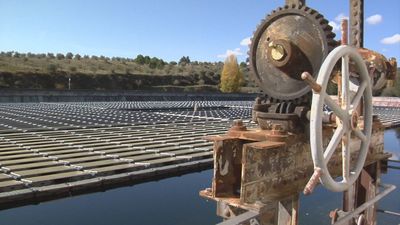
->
xmin=0 ymin=52 xmax=251 ymax=91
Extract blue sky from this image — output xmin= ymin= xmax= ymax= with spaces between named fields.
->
xmin=0 ymin=0 xmax=399 ymax=62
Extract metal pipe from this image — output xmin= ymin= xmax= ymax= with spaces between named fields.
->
xmin=388 ymin=165 xmax=400 ymax=170
xmin=377 ymin=209 xmax=400 ymax=217
xmin=334 ymin=183 xmax=396 ymax=225
xmin=341 ymin=19 xmax=349 ymax=45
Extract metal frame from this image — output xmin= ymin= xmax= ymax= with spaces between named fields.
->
xmin=334 ymin=184 xmax=396 ymax=225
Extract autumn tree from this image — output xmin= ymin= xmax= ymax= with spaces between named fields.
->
xmin=220 ymin=54 xmax=243 ymax=93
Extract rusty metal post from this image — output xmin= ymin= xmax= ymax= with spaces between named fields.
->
xmin=285 ymin=0 xmax=305 ymax=6
xmin=291 ymin=194 xmax=300 ymax=225
xmin=349 ymin=0 xmax=364 ymax=48
xmin=341 ymin=19 xmax=349 ymax=45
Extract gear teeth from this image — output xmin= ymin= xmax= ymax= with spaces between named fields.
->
xmin=320 ymin=18 xmax=329 ymax=25
xmin=326 ymin=32 xmax=336 ymax=39
xmin=248 ymin=4 xmax=337 ymax=104
xmin=323 ymin=25 xmax=333 ymax=31
xmin=328 ymin=39 xmax=337 ymax=45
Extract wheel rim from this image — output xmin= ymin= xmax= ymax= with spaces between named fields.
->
xmin=310 ymin=45 xmax=373 ymax=192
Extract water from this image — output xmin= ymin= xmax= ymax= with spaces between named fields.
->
xmin=0 ymin=129 xmax=398 ymax=225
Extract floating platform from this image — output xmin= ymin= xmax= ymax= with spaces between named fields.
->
xmin=0 ymin=99 xmax=398 ymax=209
xmin=0 ymin=121 xmax=228 ymax=209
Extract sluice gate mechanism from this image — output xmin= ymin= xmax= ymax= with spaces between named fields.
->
xmin=200 ymin=0 xmax=397 ymax=224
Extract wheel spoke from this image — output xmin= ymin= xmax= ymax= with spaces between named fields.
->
xmin=342 ymin=132 xmax=351 ymax=181
xmin=342 ymin=56 xmax=350 ymax=111
xmin=324 ymin=125 xmax=345 ymax=164
xmin=350 ymin=81 xmax=367 ymax=109
xmin=325 ymin=95 xmax=349 ymax=121
xmin=353 ymin=129 xmax=367 ymax=142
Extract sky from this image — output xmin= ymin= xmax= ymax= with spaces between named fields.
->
xmin=0 ymin=0 xmax=399 ymax=62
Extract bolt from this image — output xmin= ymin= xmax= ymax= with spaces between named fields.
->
xmin=271 ymin=123 xmax=282 ymax=131
xmin=269 ymin=41 xmax=286 ymax=61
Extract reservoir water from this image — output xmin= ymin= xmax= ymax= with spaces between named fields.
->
xmin=0 ymin=129 xmax=398 ymax=225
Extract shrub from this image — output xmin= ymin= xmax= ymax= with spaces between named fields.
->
xmin=69 ymin=66 xmax=77 ymax=73
xmin=47 ymin=64 xmax=58 ymax=73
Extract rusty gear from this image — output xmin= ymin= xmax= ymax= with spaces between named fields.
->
xmin=249 ymin=4 xmax=336 ymax=103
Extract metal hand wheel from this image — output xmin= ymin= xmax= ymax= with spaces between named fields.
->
xmin=308 ymin=45 xmax=373 ymax=192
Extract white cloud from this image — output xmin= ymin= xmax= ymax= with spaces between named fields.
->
xmin=329 ymin=21 xmax=340 ymax=32
xmin=381 ymin=34 xmax=400 ymax=45
xmin=217 ymin=48 xmax=243 ymax=58
xmin=240 ymin=37 xmax=251 ymax=46
xmin=366 ymin=14 xmax=383 ymax=25
xmin=335 ymin=13 xmax=349 ymax=22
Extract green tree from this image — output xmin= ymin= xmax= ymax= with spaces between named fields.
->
xmin=135 ymin=54 xmax=145 ymax=64
xmin=220 ymin=54 xmax=243 ymax=93
xmin=143 ymin=56 xmax=151 ymax=64
xmin=149 ymin=57 xmax=159 ymax=69
xmin=179 ymin=56 xmax=190 ymax=65
xmin=47 ymin=53 xmax=55 ymax=58
xmin=56 ymin=53 xmax=65 ymax=60
xmin=66 ymin=52 xmax=73 ymax=59
xmin=74 ymin=54 xmax=81 ymax=60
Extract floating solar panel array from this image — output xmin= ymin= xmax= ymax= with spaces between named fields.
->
xmin=373 ymin=106 xmax=400 ymax=127
xmin=0 ymin=99 xmax=397 ymax=208
xmin=0 ymin=101 xmax=253 ymax=132
xmin=0 ymin=100 xmax=254 ymax=208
